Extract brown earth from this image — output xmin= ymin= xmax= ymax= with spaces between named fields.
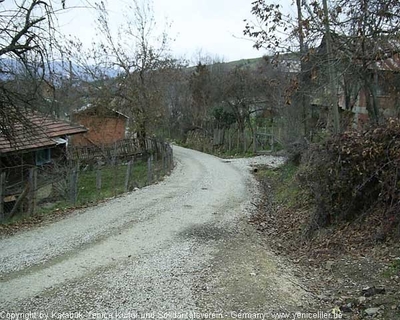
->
xmin=250 ymin=165 xmax=400 ymax=319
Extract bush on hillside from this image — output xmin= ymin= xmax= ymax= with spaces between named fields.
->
xmin=286 ymin=137 xmax=309 ymax=165
xmin=298 ymin=118 xmax=400 ymax=237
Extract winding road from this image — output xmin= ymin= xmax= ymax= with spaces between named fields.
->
xmin=0 ymin=146 xmax=312 ymax=317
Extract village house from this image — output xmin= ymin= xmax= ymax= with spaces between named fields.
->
xmin=71 ymin=105 xmax=129 ymax=147
xmin=314 ymin=35 xmax=400 ymax=128
xmin=0 ymin=110 xmax=87 ymax=214
xmin=341 ymin=53 xmax=400 ymax=127
xmin=0 ymin=110 xmax=87 ymax=167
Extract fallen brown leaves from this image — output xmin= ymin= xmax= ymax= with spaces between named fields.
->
xmin=250 ymin=168 xmax=400 ymax=319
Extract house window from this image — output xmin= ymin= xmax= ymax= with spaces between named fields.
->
xmin=35 ymin=149 xmax=51 ymax=165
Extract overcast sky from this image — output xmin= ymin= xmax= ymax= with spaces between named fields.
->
xmin=57 ymin=0 xmax=272 ymax=63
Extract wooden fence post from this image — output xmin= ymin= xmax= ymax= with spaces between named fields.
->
xmin=0 ymin=171 xmax=5 ymax=221
xmin=147 ymin=155 xmax=153 ymax=185
xmin=125 ymin=159 xmax=133 ymax=192
xmin=165 ymin=149 xmax=169 ymax=173
xmin=243 ymin=130 xmax=247 ymax=153
xmin=154 ymin=144 xmax=158 ymax=162
xmin=112 ymin=144 xmax=118 ymax=196
xmin=169 ymin=147 xmax=173 ymax=171
xmin=237 ymin=130 xmax=240 ymax=151
xmin=253 ymin=131 xmax=257 ymax=154
xmin=96 ymin=160 xmax=102 ymax=191
xmin=162 ymin=147 xmax=167 ymax=173
xmin=69 ymin=165 xmax=78 ymax=205
xmin=28 ymin=167 xmax=37 ymax=216
xmin=271 ymin=134 xmax=275 ymax=152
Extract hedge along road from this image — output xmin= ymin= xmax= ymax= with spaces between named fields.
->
xmin=0 ymin=146 xmax=314 ymax=315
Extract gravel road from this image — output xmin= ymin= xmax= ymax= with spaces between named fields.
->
xmin=0 ymin=146 xmax=314 ymax=317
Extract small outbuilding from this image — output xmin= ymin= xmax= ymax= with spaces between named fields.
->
xmin=71 ymin=105 xmax=129 ymax=147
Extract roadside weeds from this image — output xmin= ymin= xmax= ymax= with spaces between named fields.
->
xmin=250 ymin=163 xmax=400 ymax=319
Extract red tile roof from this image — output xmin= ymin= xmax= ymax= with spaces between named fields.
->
xmin=0 ymin=111 xmax=87 ymax=154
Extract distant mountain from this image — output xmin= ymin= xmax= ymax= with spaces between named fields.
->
xmin=186 ymin=53 xmax=301 ymax=74
xmin=219 ymin=57 xmax=266 ymax=70
xmin=0 ymin=58 xmax=120 ymax=82
xmin=55 ymin=61 xmax=121 ymax=81
xmin=1 ymin=54 xmax=299 ymax=83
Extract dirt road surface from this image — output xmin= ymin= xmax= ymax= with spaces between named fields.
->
xmin=0 ymin=147 xmax=314 ymax=318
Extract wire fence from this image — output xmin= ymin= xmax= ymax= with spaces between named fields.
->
xmin=0 ymin=139 xmax=173 ymax=222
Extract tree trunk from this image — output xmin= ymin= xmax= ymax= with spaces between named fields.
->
xmin=365 ymin=84 xmax=380 ymax=124
xmin=137 ymin=114 xmax=147 ymax=151
xmin=322 ymin=0 xmax=340 ymax=134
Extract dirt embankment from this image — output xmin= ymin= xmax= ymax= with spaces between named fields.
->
xmin=251 ymin=165 xmax=400 ymax=319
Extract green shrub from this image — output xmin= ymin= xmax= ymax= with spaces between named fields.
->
xmin=298 ymin=118 xmax=400 ymax=235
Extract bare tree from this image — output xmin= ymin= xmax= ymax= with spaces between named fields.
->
xmin=245 ymin=0 xmax=400 ymax=129
xmin=0 ymin=0 xmax=65 ymax=142
xmin=244 ymin=0 xmax=320 ymax=141
xmin=90 ymin=0 xmax=175 ymax=148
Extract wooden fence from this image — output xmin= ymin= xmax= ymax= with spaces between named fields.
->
xmin=0 ymin=139 xmax=174 ymax=221
xmin=188 ymin=126 xmax=283 ymax=154
xmin=67 ymin=144 xmax=173 ymax=206
xmin=67 ymin=138 xmax=165 ymax=163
